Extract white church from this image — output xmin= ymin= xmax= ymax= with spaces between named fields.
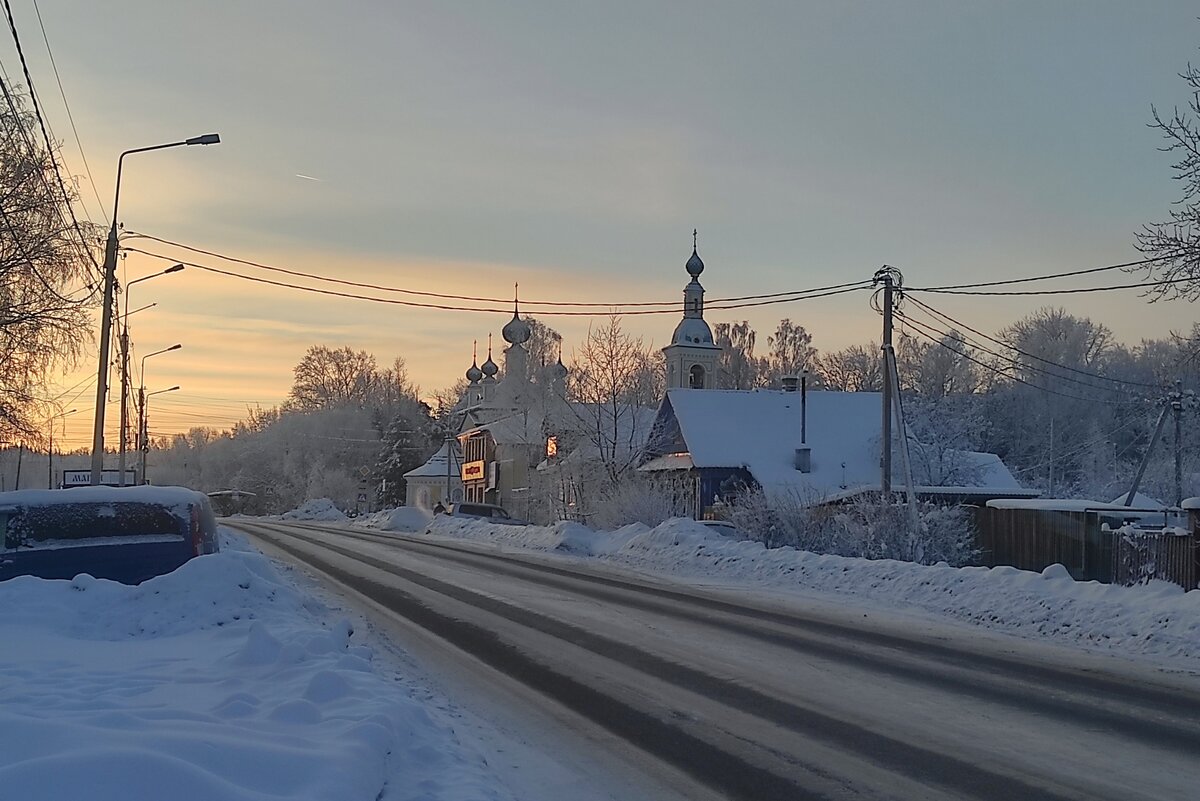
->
xmin=405 ymin=236 xmax=1031 ymax=521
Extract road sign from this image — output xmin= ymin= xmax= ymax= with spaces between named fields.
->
xmin=359 ymin=466 xmax=371 ymax=478
xmin=357 ymin=492 xmax=368 ymax=503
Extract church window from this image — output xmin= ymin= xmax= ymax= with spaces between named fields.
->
xmin=689 ymin=364 xmax=706 ymax=389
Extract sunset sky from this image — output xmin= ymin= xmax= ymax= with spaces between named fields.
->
xmin=15 ymin=1 xmax=1199 ymax=449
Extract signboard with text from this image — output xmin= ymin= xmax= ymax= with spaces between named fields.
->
xmin=61 ymin=469 xmax=138 ymax=488
xmin=461 ymin=460 xmax=486 ymax=482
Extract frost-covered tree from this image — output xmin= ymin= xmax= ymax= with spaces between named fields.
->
xmin=287 ymin=346 xmax=381 ymax=411
xmin=714 ymin=320 xmax=767 ymax=389
xmin=0 ymin=85 xmax=98 ymax=438
xmin=764 ymin=319 xmax=818 ymax=385
xmin=1135 ymin=48 xmax=1200 ymax=299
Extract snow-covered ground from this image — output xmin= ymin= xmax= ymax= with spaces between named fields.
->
xmin=0 ymin=530 xmax=513 ymax=801
xmin=392 ymin=514 xmax=1200 ymax=666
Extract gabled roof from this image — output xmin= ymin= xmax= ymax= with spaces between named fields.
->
xmin=404 ymin=440 xmax=460 ymax=479
xmin=642 ymin=389 xmax=1028 ymax=500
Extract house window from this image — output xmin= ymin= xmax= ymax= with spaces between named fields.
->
xmin=689 ymin=364 xmax=706 ymax=389
xmin=546 ymin=435 xmax=558 ymax=459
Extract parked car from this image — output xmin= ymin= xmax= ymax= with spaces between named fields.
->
xmin=0 ymin=486 xmax=219 ymax=585
xmin=442 ymin=502 xmax=529 ymax=525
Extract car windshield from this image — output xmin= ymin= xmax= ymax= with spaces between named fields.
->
xmin=4 ymin=502 xmax=186 ymax=550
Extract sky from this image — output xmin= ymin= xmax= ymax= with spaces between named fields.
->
xmin=8 ymin=1 xmax=1199 ymax=450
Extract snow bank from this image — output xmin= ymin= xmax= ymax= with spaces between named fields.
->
xmin=0 ymin=531 xmax=512 ymax=801
xmin=424 ymin=516 xmax=1200 ymax=664
xmin=354 ymin=505 xmax=432 ymax=533
xmin=279 ymin=498 xmax=348 ymax=522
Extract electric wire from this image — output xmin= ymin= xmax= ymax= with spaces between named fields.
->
xmin=904 ymin=294 xmax=1163 ymax=390
xmin=906 ymin=254 xmax=1178 ymax=292
xmin=122 ymin=246 xmax=871 ymax=316
xmin=908 ymin=274 xmax=1195 ymax=296
xmin=895 ymin=312 xmax=1140 ymax=406
xmin=30 ymin=0 xmax=105 ymax=224
xmin=123 ymin=231 xmax=870 ymax=308
xmin=0 ymin=1 xmax=99 ymax=274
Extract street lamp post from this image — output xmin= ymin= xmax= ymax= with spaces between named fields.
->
xmin=118 ymin=265 xmax=184 ymax=485
xmin=47 ymin=408 xmax=78 ymax=489
xmin=90 ymin=134 xmax=220 ymax=486
xmin=140 ymin=386 xmax=180 ymax=485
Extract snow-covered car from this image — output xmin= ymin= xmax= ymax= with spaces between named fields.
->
xmin=0 ymin=486 xmax=219 ymax=585
xmin=442 ymin=502 xmax=529 ymax=525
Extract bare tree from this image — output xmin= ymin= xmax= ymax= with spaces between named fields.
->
xmin=286 ymin=346 xmax=380 ymax=411
xmin=568 ymin=316 xmax=656 ymax=481
xmin=1135 ymin=53 xmax=1200 ymax=299
xmin=764 ymin=319 xmax=818 ymax=384
xmin=0 ymin=84 xmax=97 ymax=438
xmin=818 ymin=343 xmax=883 ymax=391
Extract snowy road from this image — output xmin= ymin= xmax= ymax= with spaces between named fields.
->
xmin=229 ymin=519 xmax=1200 ymax=801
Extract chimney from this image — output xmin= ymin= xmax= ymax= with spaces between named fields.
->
xmin=794 ymin=446 xmax=811 ymax=473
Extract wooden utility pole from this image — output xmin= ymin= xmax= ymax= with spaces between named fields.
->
xmin=874 ymin=267 xmax=898 ymax=496
xmin=1173 ymin=380 xmax=1184 ymax=507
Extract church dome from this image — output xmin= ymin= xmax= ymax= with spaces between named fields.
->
xmin=550 ymin=356 xmax=569 ymax=379
xmin=502 ymin=312 xmax=531 ymax=345
xmin=466 ymin=359 xmax=483 ymax=383
xmin=685 ymin=247 xmax=704 ymax=278
xmin=481 ymin=353 xmax=499 ymax=378
xmin=671 ymin=317 xmax=715 ymax=346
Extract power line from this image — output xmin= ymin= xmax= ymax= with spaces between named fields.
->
xmin=122 ymin=246 xmax=871 ymax=316
xmin=907 ymin=254 xmax=1176 ymax=293
xmin=909 ymin=274 xmax=1194 ymax=297
xmin=123 ymin=230 xmax=869 ymax=309
xmin=0 ymin=4 xmax=99 ymax=275
xmin=904 ymin=294 xmax=1163 ymax=390
xmin=896 ymin=312 xmax=1139 ymax=406
xmin=29 ymin=0 xmax=106 ymax=225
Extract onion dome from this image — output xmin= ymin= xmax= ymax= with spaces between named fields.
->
xmin=671 ymin=317 xmax=715 ymax=345
xmin=465 ymin=341 xmax=484 ymax=382
xmin=481 ymin=335 xmax=499 ymax=378
xmin=502 ymin=311 xmax=531 ymax=345
xmin=550 ymin=355 xmax=569 ymax=379
xmin=685 ymin=228 xmax=704 ymax=277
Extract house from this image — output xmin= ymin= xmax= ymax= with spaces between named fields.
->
xmin=639 ymin=387 xmax=1035 ymax=516
xmin=403 ymin=439 xmax=462 ymax=511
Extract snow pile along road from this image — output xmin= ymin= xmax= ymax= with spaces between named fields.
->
xmin=0 ymin=532 xmax=511 ymax=801
xmin=424 ymin=515 xmax=1200 ymax=664
xmin=355 ymin=505 xmax=432 ymax=533
xmin=279 ymin=497 xmax=349 ymax=522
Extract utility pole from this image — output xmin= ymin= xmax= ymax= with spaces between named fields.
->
xmin=874 ymin=266 xmax=899 ymax=496
xmin=1048 ymin=417 xmax=1054 ymax=497
xmin=89 ymin=232 xmax=118 ymax=485
xmin=1172 ymin=380 xmax=1183 ymax=508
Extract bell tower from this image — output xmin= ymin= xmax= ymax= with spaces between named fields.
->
xmin=663 ymin=230 xmax=720 ymax=390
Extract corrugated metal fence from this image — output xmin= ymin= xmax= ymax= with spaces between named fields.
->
xmin=975 ymin=506 xmax=1198 ymax=590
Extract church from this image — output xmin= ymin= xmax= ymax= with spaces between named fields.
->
xmin=405 ymin=235 xmax=1031 ymax=521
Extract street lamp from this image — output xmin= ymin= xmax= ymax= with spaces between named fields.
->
xmin=118 ymin=265 xmax=184 ymax=485
xmin=140 ymin=385 xmax=180 ymax=485
xmin=47 ymin=408 xmax=78 ymax=489
xmin=90 ymin=134 xmax=220 ymax=485
xmin=136 ymin=343 xmax=181 ymax=481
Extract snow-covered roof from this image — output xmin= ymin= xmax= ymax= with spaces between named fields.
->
xmin=404 ymin=440 xmax=460 ymax=479
xmin=986 ymin=498 xmax=1163 ymax=512
xmin=642 ymin=389 xmax=1027 ymax=500
xmin=1109 ymin=492 xmax=1166 ymax=509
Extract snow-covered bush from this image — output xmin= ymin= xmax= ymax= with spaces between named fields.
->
xmin=729 ymin=487 xmax=978 ymax=566
xmin=589 ymin=474 xmax=694 ymax=530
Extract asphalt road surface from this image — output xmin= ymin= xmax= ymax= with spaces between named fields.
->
xmin=227 ymin=519 xmax=1200 ymax=801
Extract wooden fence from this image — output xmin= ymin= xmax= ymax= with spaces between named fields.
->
xmin=974 ymin=506 xmax=1198 ymax=590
